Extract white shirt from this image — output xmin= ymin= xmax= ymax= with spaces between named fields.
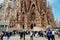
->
xmin=30 ymin=32 xmax=32 ymax=36
xmin=52 ymin=31 xmax=55 ymax=35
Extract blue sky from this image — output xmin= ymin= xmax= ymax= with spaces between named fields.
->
xmin=0 ymin=0 xmax=60 ymax=21
xmin=0 ymin=0 xmax=3 ymax=3
xmin=47 ymin=0 xmax=60 ymax=21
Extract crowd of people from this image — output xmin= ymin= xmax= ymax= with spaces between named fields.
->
xmin=46 ymin=29 xmax=55 ymax=40
xmin=0 ymin=28 xmax=59 ymax=40
xmin=29 ymin=29 xmax=56 ymax=40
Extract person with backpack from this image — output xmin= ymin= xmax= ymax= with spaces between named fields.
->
xmin=47 ymin=29 xmax=52 ymax=40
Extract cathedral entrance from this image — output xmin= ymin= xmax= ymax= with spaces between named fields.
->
xmin=23 ymin=25 xmax=24 ymax=29
xmin=30 ymin=23 xmax=33 ymax=29
xmin=30 ymin=23 xmax=36 ymax=29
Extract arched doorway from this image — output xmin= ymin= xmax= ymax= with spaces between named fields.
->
xmin=30 ymin=23 xmax=33 ymax=29
xmin=30 ymin=23 xmax=36 ymax=29
xmin=23 ymin=25 xmax=25 ymax=29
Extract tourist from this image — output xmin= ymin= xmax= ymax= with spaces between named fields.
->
xmin=30 ymin=31 xmax=33 ymax=40
xmin=43 ymin=31 xmax=47 ymax=37
xmin=47 ymin=29 xmax=52 ymax=40
xmin=13 ymin=30 xmax=16 ymax=35
xmin=51 ymin=30 xmax=55 ymax=40
xmin=0 ymin=32 xmax=4 ymax=40
xmin=38 ymin=31 xmax=43 ymax=37
xmin=19 ymin=32 xmax=24 ymax=39
xmin=23 ymin=31 xmax=26 ymax=40
xmin=5 ymin=32 xmax=10 ymax=39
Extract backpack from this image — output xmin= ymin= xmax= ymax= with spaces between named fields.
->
xmin=47 ymin=31 xmax=52 ymax=37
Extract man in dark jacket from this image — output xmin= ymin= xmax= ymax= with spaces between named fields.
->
xmin=47 ymin=29 xmax=52 ymax=40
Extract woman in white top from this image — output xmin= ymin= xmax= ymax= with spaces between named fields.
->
xmin=52 ymin=30 xmax=55 ymax=40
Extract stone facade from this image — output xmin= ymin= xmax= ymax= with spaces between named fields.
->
xmin=10 ymin=0 xmax=55 ymax=30
xmin=0 ymin=0 xmax=55 ymax=31
xmin=0 ymin=0 xmax=18 ymax=27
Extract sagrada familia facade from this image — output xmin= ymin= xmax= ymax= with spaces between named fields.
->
xmin=0 ymin=0 xmax=55 ymax=31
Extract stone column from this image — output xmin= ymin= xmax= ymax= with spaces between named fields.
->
xmin=24 ymin=15 xmax=28 ymax=29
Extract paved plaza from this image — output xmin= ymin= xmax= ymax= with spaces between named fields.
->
xmin=3 ymin=35 xmax=60 ymax=40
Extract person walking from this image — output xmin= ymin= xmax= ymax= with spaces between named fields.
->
xmin=47 ymin=29 xmax=52 ymax=40
xmin=38 ymin=31 xmax=43 ymax=37
xmin=0 ymin=32 xmax=4 ymax=40
xmin=30 ymin=31 xmax=33 ymax=40
xmin=51 ymin=30 xmax=55 ymax=40
xmin=19 ymin=32 xmax=23 ymax=40
xmin=23 ymin=31 xmax=25 ymax=40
